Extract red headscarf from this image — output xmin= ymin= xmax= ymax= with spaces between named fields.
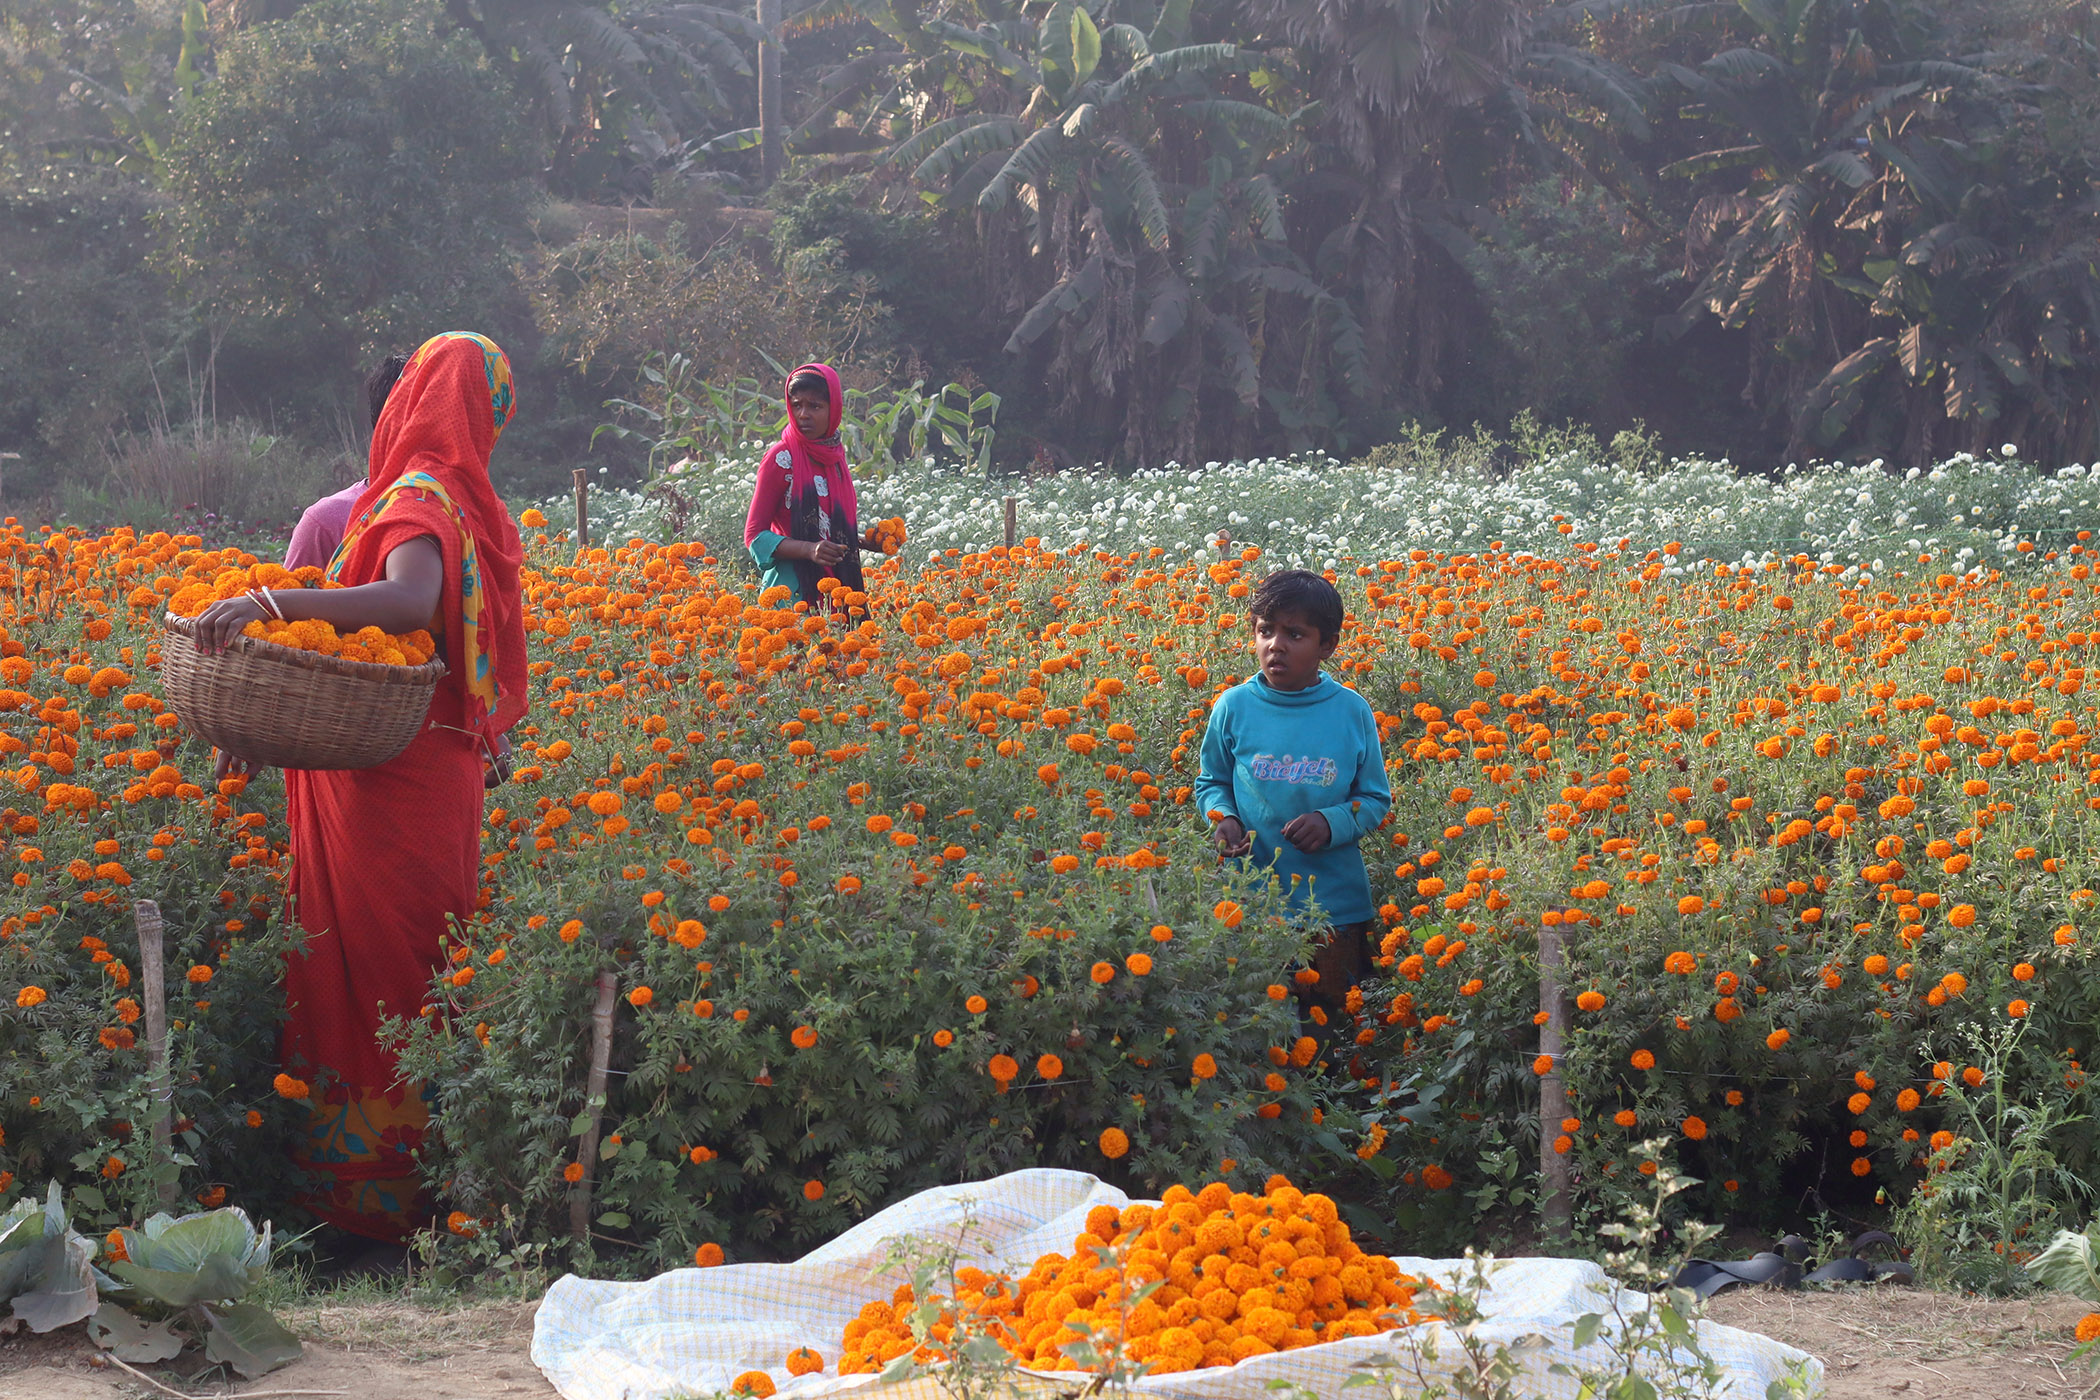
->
xmin=334 ymin=332 xmax=528 ymax=738
xmin=743 ymin=362 xmax=859 ymax=547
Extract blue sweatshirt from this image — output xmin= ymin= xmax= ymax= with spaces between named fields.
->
xmin=1195 ymin=672 xmax=1392 ymax=925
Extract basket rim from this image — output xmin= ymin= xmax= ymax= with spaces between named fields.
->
xmin=161 ymin=611 xmax=448 ymax=686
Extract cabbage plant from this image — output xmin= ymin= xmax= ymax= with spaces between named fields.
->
xmin=91 ymin=1206 xmax=300 ymax=1377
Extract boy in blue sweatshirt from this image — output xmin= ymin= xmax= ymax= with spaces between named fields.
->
xmin=1196 ymin=570 xmax=1391 ymax=1018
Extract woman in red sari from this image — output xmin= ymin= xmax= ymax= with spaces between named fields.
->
xmin=192 ymin=332 xmax=528 ymax=1240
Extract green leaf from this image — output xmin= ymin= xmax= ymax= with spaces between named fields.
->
xmin=1069 ymin=6 xmax=1102 ymax=91
xmin=201 ymin=1301 xmax=302 ymax=1379
xmin=2028 ymin=1226 xmax=2100 ymax=1303
xmin=1572 ymin=1312 xmax=1604 ymax=1348
xmin=106 ymin=1255 xmax=252 ymax=1309
xmin=597 ymin=1211 xmax=633 ymax=1229
xmin=89 ymin=1302 xmax=187 ymax=1364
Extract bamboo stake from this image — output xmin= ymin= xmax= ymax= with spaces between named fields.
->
xmin=570 ymin=970 xmax=620 ymax=1248
xmin=1538 ymin=921 xmax=1572 ymax=1245
xmin=132 ymin=899 xmax=177 ymax=1210
xmin=572 ymin=468 xmax=590 ymax=550
xmin=1003 ymin=496 xmax=1017 ymax=550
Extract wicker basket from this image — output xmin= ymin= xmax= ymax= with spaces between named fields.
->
xmin=158 ymin=614 xmax=448 ymax=771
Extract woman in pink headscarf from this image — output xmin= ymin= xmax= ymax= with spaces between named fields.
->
xmin=742 ymin=363 xmax=870 ymax=607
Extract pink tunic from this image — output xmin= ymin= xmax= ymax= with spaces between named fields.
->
xmin=285 ymin=482 xmax=369 ymax=571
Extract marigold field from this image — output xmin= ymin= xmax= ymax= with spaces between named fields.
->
xmin=2 ymin=475 xmax=2097 ymax=1271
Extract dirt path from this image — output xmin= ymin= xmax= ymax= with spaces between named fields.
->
xmin=0 ymin=1287 xmax=2088 ymax=1399
xmin=0 ymin=1299 xmax=554 ymax=1400
xmin=1708 ymin=1287 xmax=2095 ymax=1399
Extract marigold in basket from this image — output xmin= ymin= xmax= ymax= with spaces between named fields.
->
xmin=167 ymin=564 xmax=434 ymax=665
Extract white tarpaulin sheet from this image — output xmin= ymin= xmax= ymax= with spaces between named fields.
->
xmin=532 ymin=1168 xmax=1821 ymax=1400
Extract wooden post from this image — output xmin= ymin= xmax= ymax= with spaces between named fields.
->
xmin=132 ymin=900 xmax=178 ymax=1210
xmin=1218 ymin=529 xmax=1231 ymax=555
xmin=570 ymin=970 xmax=620 ymax=1249
xmin=1538 ymin=922 xmax=1573 ymax=1245
xmin=572 ymin=468 xmax=590 ymax=550
xmin=1003 ymin=496 xmax=1017 ymax=550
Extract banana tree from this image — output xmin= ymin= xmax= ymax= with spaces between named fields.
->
xmin=885 ymin=0 xmax=1367 ymax=464
xmin=1654 ymin=0 xmax=2038 ymax=462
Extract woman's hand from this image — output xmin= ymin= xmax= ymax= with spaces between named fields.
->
xmin=484 ymin=732 xmax=513 ymax=790
xmin=193 ymin=595 xmax=269 ymax=654
xmin=213 ymin=747 xmax=263 ymax=782
xmin=1213 ymin=816 xmax=1254 ymax=858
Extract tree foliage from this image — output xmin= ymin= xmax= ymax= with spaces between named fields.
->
xmin=157 ymin=0 xmax=542 ymax=369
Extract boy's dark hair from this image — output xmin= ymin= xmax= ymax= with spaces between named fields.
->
xmin=365 ymin=351 xmax=410 ymax=429
xmin=1249 ymin=569 xmax=1344 ymax=641
xmin=787 ymin=369 xmax=830 ymax=402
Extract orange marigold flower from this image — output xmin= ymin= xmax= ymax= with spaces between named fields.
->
xmin=1677 ymin=896 xmax=1705 ymax=917
xmin=965 ymin=994 xmax=988 ymax=1015
xmin=791 ymin=1025 xmax=818 ymax=1049
xmin=731 ymin=1372 xmax=775 ymax=1397
xmin=185 ymin=964 xmax=213 ymax=985
xmin=785 ymin=1348 xmax=823 ymax=1377
xmin=628 ymin=985 xmax=654 ymax=1007
xmin=802 ymin=1180 xmax=825 ymax=1202
xmin=563 ymin=1162 xmax=585 ymax=1183
xmin=1630 ymin=1049 xmax=1655 ymax=1071
xmin=1614 ymin=1109 xmax=1637 ymax=1128
xmin=931 ymin=1029 xmax=953 ymax=1047
xmin=14 ymin=986 xmax=47 ymax=1008
xmin=1766 ymin=1028 xmax=1791 ymax=1051
xmin=1191 ymin=1053 xmax=1217 ymax=1079
xmin=1036 ymin=1053 xmax=1063 ymax=1079
xmin=1663 ymin=951 xmax=1695 ymax=975
xmin=2077 ymin=1314 xmax=2100 ymax=1345
xmin=1125 ymin=952 xmax=1152 ymax=976
xmin=988 ymin=1054 xmax=1019 ymax=1082
xmin=273 ymin=1073 xmax=310 ymax=1099
xmin=1099 ymin=1127 xmax=1130 ymax=1160
xmin=1421 ymin=1164 xmax=1453 ymax=1190
xmin=1575 ymin=990 xmax=1605 ymax=1012
xmin=1682 ymin=1116 xmax=1707 ymax=1141
xmin=1850 ymin=1157 xmax=1872 ymax=1177
xmin=1090 ymin=961 xmax=1115 ymax=984
xmin=695 ymin=1242 xmax=725 ymax=1267
xmin=1947 ymin=904 xmax=1977 ymax=928
xmin=1214 ymin=900 xmax=1245 ymax=928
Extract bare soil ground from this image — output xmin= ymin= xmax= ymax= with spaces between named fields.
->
xmin=0 ymin=1286 xmax=2086 ymax=1399
xmin=1709 ymin=1286 xmax=2095 ymax=1399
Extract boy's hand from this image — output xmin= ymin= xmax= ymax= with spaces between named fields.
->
xmin=1281 ymin=812 xmax=1331 ymax=853
xmin=1213 ymin=817 xmax=1253 ymax=858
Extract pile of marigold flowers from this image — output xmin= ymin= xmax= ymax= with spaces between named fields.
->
xmin=165 ymin=562 xmax=435 ymax=665
xmin=833 ymin=1178 xmax=1417 ymax=1376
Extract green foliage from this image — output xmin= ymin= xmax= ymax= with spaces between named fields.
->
xmin=158 ymin=0 xmax=542 ymax=370
xmin=94 ymin=1204 xmax=299 ymax=1377
xmin=600 ymin=351 xmax=1002 ymax=490
xmin=0 ymin=1183 xmax=97 ymax=1334
xmin=396 ymin=810 xmax=1310 ymax=1273
xmin=1891 ymin=1020 xmax=2090 ymax=1293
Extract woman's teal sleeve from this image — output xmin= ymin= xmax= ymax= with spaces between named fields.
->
xmin=749 ymin=530 xmax=785 ymax=568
